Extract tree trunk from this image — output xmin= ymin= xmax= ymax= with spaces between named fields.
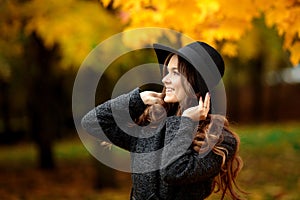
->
xmin=25 ymin=32 xmax=61 ymax=169
xmin=0 ymin=81 xmax=13 ymax=143
xmin=226 ymin=59 xmax=241 ymax=122
xmin=249 ymin=57 xmax=264 ymax=123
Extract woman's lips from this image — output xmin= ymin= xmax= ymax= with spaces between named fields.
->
xmin=166 ymin=87 xmax=174 ymax=93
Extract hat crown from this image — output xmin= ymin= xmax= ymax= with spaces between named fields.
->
xmin=181 ymin=42 xmax=225 ymax=78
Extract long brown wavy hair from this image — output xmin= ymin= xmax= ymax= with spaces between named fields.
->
xmin=135 ymin=53 xmax=246 ymax=199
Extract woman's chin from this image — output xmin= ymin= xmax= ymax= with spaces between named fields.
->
xmin=164 ymin=96 xmax=178 ymax=103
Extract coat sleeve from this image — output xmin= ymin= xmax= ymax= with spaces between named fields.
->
xmin=160 ymin=116 xmax=237 ymax=185
xmin=81 ymin=88 xmax=147 ymax=151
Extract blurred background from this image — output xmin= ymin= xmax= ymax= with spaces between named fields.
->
xmin=0 ymin=0 xmax=299 ymax=199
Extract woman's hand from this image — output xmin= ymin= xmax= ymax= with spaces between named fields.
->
xmin=182 ymin=93 xmax=210 ymax=121
xmin=140 ymin=91 xmax=164 ymax=105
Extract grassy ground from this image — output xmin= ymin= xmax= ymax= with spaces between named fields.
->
xmin=0 ymin=122 xmax=299 ymax=200
xmin=232 ymin=122 xmax=300 ymax=200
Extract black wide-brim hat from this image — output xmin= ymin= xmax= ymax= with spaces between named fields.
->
xmin=153 ymin=41 xmax=225 ymax=90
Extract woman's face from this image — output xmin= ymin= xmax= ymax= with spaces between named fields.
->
xmin=162 ymin=55 xmax=187 ymax=103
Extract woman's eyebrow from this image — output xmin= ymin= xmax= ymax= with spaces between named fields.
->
xmin=167 ymin=66 xmax=178 ymax=71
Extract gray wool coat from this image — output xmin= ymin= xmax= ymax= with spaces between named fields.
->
xmin=81 ymin=88 xmax=237 ymax=200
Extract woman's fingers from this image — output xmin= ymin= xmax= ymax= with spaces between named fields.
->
xmin=198 ymin=96 xmax=203 ymax=108
xmin=199 ymin=93 xmax=210 ymax=109
xmin=150 ymin=92 xmax=164 ymax=104
xmin=203 ymin=93 xmax=210 ymax=109
xmin=153 ymin=97 xmax=164 ymax=104
xmin=197 ymin=93 xmax=210 ymax=120
xmin=152 ymin=92 xmax=163 ymax=98
xmin=140 ymin=91 xmax=164 ymax=105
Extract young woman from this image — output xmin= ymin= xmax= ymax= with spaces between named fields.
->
xmin=81 ymin=41 xmax=245 ymax=200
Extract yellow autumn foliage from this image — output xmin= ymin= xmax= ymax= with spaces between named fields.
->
xmin=0 ymin=1 xmax=23 ymax=58
xmin=23 ymin=0 xmax=122 ymax=68
xmin=100 ymin=0 xmax=300 ymax=65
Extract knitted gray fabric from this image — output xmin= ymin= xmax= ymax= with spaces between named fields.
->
xmin=81 ymin=88 xmax=237 ymax=200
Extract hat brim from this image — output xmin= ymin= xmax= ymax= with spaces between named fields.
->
xmin=153 ymin=43 xmax=176 ymax=65
xmin=153 ymin=43 xmax=191 ymax=75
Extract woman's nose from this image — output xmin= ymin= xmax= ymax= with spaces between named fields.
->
xmin=162 ymin=74 xmax=171 ymax=84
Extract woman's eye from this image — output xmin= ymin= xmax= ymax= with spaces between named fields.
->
xmin=173 ymin=71 xmax=180 ymax=75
